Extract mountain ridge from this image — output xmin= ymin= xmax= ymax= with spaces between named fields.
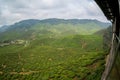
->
xmin=0 ymin=18 xmax=111 ymax=41
xmin=0 ymin=18 xmax=110 ymax=29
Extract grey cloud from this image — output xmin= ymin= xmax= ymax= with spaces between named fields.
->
xmin=0 ymin=0 xmax=108 ymax=26
xmin=0 ymin=0 xmax=28 ymax=8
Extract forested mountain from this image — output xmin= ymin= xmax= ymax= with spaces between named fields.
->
xmin=0 ymin=19 xmax=110 ymax=41
xmin=0 ymin=18 xmax=111 ymax=80
xmin=0 ymin=25 xmax=10 ymax=33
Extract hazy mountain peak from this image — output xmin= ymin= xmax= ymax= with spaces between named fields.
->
xmin=0 ymin=18 xmax=111 ymax=41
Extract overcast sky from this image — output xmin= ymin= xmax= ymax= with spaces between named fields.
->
xmin=0 ymin=0 xmax=109 ymax=27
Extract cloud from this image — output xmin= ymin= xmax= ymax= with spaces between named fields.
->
xmin=0 ymin=0 xmax=108 ymax=26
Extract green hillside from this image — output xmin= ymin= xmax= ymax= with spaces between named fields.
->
xmin=0 ymin=19 xmax=110 ymax=41
xmin=0 ymin=19 xmax=109 ymax=80
xmin=0 ymin=35 xmax=105 ymax=80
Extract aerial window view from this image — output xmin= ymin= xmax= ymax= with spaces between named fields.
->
xmin=0 ymin=0 xmax=119 ymax=80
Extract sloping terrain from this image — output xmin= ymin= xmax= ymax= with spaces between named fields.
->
xmin=0 ymin=19 xmax=110 ymax=41
xmin=0 ymin=19 xmax=110 ymax=80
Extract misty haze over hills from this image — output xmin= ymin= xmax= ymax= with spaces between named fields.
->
xmin=0 ymin=18 xmax=110 ymax=30
xmin=0 ymin=18 xmax=110 ymax=41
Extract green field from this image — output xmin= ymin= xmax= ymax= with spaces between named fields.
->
xmin=0 ymin=35 xmax=105 ymax=80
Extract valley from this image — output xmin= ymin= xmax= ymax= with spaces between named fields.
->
xmin=0 ymin=19 xmax=110 ymax=80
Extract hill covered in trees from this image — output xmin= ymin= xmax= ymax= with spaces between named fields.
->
xmin=0 ymin=19 xmax=110 ymax=41
xmin=0 ymin=19 xmax=110 ymax=80
xmin=94 ymin=26 xmax=112 ymax=52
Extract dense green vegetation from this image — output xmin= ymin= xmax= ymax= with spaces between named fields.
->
xmin=103 ymin=26 xmax=112 ymax=52
xmin=0 ymin=19 xmax=109 ymax=80
xmin=95 ymin=26 xmax=112 ymax=52
xmin=0 ymin=19 xmax=109 ymax=41
xmin=0 ymin=35 xmax=105 ymax=80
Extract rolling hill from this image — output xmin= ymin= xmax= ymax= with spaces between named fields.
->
xmin=0 ymin=18 xmax=110 ymax=80
xmin=0 ymin=18 xmax=110 ymax=41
